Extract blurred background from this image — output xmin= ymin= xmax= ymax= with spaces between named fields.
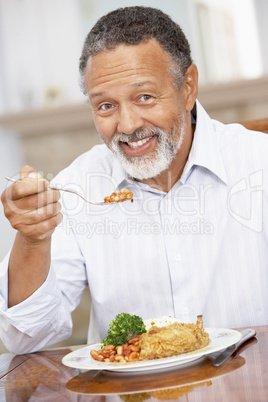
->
xmin=0 ymin=0 xmax=268 ymax=353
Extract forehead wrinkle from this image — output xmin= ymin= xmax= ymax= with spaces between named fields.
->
xmin=92 ymin=65 xmax=154 ymax=82
xmin=89 ymin=70 xmax=156 ymax=99
xmin=86 ymin=40 xmax=174 ymax=95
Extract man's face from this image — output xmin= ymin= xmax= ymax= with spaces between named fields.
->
xmin=85 ymin=39 xmax=191 ymax=180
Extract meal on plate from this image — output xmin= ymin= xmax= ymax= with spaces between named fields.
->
xmin=104 ymin=188 xmax=133 ymax=203
xmin=90 ymin=313 xmax=209 ymax=363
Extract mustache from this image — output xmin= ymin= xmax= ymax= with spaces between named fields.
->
xmin=113 ymin=127 xmax=163 ymax=144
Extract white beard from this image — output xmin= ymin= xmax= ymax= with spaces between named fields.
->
xmin=101 ymin=115 xmax=186 ymax=180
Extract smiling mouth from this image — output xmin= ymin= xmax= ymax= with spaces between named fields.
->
xmin=122 ymin=136 xmax=153 ymax=149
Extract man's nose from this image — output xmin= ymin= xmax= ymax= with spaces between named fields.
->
xmin=117 ymin=104 xmax=144 ymax=135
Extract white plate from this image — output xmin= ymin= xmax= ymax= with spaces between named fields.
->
xmin=62 ymin=328 xmax=241 ymax=372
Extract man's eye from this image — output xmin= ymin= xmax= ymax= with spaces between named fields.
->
xmin=99 ymin=103 xmax=114 ymax=111
xmin=139 ymin=95 xmax=152 ymax=102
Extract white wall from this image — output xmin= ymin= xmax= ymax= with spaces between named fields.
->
xmin=254 ymin=0 xmax=268 ymax=75
xmin=0 ymin=0 xmax=265 ymax=115
xmin=0 ymin=0 xmax=84 ymax=114
xmin=0 ymin=130 xmax=24 ymax=261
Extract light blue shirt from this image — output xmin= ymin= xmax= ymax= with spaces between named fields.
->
xmin=0 ymin=100 xmax=268 ymax=354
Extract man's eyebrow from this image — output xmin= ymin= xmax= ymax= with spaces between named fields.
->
xmin=130 ymin=80 xmax=154 ymax=87
xmin=90 ymin=91 xmax=106 ymax=99
xmin=90 ymin=81 xmax=154 ymax=99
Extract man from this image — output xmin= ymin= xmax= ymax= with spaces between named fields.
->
xmin=1 ymin=6 xmax=267 ymax=354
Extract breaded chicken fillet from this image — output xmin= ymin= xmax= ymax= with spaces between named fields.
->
xmin=139 ymin=315 xmax=209 ymax=360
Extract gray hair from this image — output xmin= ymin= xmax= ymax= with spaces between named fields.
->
xmin=79 ymin=6 xmax=193 ymax=97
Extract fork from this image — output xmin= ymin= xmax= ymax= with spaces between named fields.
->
xmin=4 ymin=176 xmax=126 ymax=206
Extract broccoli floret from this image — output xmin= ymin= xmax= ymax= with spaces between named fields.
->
xmin=102 ymin=313 xmax=146 ymax=347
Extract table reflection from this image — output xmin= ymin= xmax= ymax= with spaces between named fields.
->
xmin=2 ymin=336 xmax=262 ymax=401
xmin=66 ymin=355 xmax=245 ymax=396
xmin=117 ymin=381 xmax=213 ymax=401
xmin=4 ymin=349 xmax=79 ymax=401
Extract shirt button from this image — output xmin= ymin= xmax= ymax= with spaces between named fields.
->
xmin=174 ymin=254 xmax=182 ymax=262
xmin=182 ymin=307 xmax=188 ymax=315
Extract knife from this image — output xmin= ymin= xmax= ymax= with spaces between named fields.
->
xmin=207 ymin=328 xmax=256 ymax=367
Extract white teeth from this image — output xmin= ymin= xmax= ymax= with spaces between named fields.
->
xmin=128 ymin=136 xmax=152 ymax=149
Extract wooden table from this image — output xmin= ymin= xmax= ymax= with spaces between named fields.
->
xmin=0 ymin=326 xmax=267 ymax=401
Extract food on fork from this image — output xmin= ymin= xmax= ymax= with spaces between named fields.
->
xmin=139 ymin=315 xmax=209 ymax=360
xmin=104 ymin=188 xmax=133 ymax=203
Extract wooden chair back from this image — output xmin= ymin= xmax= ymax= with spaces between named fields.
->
xmin=240 ymin=118 xmax=268 ymax=133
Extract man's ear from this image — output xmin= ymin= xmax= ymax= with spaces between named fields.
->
xmin=183 ymin=64 xmax=198 ymax=112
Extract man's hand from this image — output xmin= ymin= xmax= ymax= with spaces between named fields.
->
xmin=1 ymin=165 xmax=63 ymax=243
xmin=1 ymin=166 xmax=63 ymax=307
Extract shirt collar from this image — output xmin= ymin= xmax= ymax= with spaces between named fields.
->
xmin=109 ymin=99 xmax=228 ymax=190
xmin=110 ymin=155 xmax=133 ymax=189
xmin=180 ymin=100 xmax=228 ymax=185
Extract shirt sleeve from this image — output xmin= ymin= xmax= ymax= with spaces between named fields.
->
xmin=0 ymin=217 xmax=88 ymax=355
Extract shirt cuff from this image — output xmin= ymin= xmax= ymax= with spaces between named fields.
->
xmin=0 ymin=265 xmax=63 ymax=337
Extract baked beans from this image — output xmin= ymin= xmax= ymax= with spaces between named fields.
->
xmin=90 ymin=335 xmax=141 ymax=363
xmin=104 ymin=188 xmax=133 ymax=203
